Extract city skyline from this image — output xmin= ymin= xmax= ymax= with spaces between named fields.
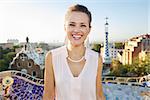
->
xmin=0 ymin=0 xmax=149 ymax=43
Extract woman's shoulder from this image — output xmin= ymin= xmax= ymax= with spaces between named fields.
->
xmin=87 ymin=48 xmax=99 ymax=57
xmin=49 ymin=45 xmax=67 ymax=57
xmin=50 ymin=45 xmax=65 ymax=51
xmin=87 ymin=48 xmax=103 ymax=62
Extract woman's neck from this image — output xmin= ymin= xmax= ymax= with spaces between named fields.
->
xmin=66 ymin=44 xmax=86 ymax=59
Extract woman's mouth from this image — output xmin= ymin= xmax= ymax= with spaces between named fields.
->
xmin=72 ymin=34 xmax=83 ymax=40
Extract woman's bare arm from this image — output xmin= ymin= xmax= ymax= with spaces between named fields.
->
xmin=43 ymin=52 xmax=55 ymax=100
xmin=96 ymin=55 xmax=106 ymax=100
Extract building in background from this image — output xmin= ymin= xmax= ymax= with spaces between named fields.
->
xmin=118 ymin=34 xmax=150 ymax=65
xmin=7 ymin=39 xmax=19 ymax=45
xmin=0 ymin=43 xmax=14 ymax=49
xmin=0 ymin=39 xmax=19 ymax=50
xmin=101 ymin=43 xmax=124 ymax=60
xmin=9 ymin=37 xmax=46 ymax=79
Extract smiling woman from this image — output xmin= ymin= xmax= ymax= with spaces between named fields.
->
xmin=64 ymin=11 xmax=90 ymax=46
xmin=43 ymin=4 xmax=105 ymax=100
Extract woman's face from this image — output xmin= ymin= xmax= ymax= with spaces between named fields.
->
xmin=65 ymin=11 xmax=91 ymax=46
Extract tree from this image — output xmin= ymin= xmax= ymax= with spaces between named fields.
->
xmin=109 ymin=59 xmax=127 ymax=76
xmin=0 ymin=47 xmax=16 ymax=72
xmin=140 ymin=55 xmax=150 ymax=75
xmin=91 ymin=43 xmax=101 ymax=52
xmin=0 ymin=46 xmax=3 ymax=59
xmin=13 ymin=45 xmax=21 ymax=52
xmin=3 ymin=52 xmax=16 ymax=68
xmin=108 ymin=54 xmax=150 ymax=77
xmin=0 ymin=59 xmax=7 ymax=71
xmin=115 ymin=42 xmax=124 ymax=49
xmin=125 ymin=55 xmax=150 ymax=76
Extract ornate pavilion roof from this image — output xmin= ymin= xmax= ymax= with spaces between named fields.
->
xmin=17 ymin=37 xmax=45 ymax=69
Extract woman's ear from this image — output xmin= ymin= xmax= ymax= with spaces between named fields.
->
xmin=90 ymin=25 xmax=92 ymax=29
xmin=88 ymin=26 xmax=92 ymax=34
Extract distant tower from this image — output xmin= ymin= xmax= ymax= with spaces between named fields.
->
xmin=103 ymin=17 xmax=111 ymax=65
xmin=26 ymin=37 xmax=29 ymax=43
xmin=25 ymin=37 xmax=29 ymax=51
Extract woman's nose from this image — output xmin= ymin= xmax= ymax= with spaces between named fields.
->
xmin=73 ymin=26 xmax=81 ymax=32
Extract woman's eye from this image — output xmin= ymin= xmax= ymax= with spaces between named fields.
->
xmin=69 ymin=24 xmax=75 ymax=26
xmin=81 ymin=25 xmax=86 ymax=27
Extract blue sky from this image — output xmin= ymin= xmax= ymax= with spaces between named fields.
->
xmin=0 ymin=0 xmax=149 ymax=43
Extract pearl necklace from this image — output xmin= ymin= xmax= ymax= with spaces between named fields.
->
xmin=67 ymin=56 xmax=85 ymax=63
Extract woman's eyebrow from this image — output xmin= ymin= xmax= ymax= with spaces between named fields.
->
xmin=69 ymin=22 xmax=87 ymax=25
xmin=69 ymin=22 xmax=75 ymax=24
xmin=80 ymin=22 xmax=87 ymax=25
xmin=81 ymin=23 xmax=85 ymax=24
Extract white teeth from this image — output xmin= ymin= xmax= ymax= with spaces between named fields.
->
xmin=72 ymin=35 xmax=82 ymax=40
xmin=73 ymin=35 xmax=81 ymax=38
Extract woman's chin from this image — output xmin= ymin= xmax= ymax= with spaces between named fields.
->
xmin=67 ymin=38 xmax=84 ymax=46
xmin=71 ymin=41 xmax=83 ymax=47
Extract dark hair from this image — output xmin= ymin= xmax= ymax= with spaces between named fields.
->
xmin=65 ymin=4 xmax=92 ymax=28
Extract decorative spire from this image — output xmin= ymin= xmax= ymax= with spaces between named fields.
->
xmin=26 ymin=37 xmax=29 ymax=43
xmin=105 ymin=17 xmax=109 ymax=33
xmin=104 ymin=17 xmax=111 ymax=64
xmin=105 ymin=17 xmax=109 ymax=25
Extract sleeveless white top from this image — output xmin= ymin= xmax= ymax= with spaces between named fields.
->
xmin=51 ymin=46 xmax=99 ymax=100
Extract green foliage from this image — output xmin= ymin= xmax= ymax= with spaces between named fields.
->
xmin=0 ymin=59 xmax=8 ymax=71
xmin=13 ymin=45 xmax=21 ymax=52
xmin=13 ymin=45 xmax=20 ymax=49
xmin=115 ymin=42 xmax=124 ymax=49
xmin=109 ymin=59 xmax=127 ymax=76
xmin=91 ymin=43 xmax=101 ymax=52
xmin=109 ymin=55 xmax=150 ymax=76
xmin=3 ymin=52 xmax=16 ymax=66
xmin=2 ymin=48 xmax=12 ymax=54
xmin=0 ymin=47 xmax=16 ymax=72
xmin=0 ymin=47 xmax=3 ymax=59
xmin=127 ymin=56 xmax=150 ymax=76
xmin=139 ymin=55 xmax=150 ymax=75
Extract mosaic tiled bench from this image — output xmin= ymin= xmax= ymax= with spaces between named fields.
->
xmin=0 ymin=71 xmax=150 ymax=100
